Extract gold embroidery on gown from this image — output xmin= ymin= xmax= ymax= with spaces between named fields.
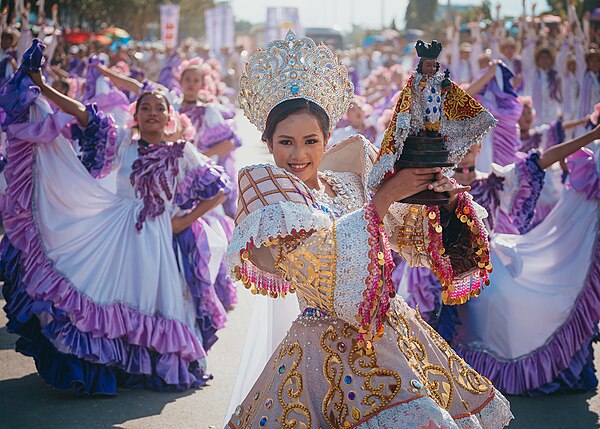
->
xmin=276 ymin=228 xmax=337 ymax=317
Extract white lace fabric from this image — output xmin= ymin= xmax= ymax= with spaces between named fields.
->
xmin=225 ymin=200 xmax=332 ymax=274
xmin=332 ymin=208 xmax=371 ymax=324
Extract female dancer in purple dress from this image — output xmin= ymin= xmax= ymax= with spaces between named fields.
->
xmin=0 ymin=40 xmax=232 ymax=395
xmin=95 ymin=59 xmax=240 ymax=312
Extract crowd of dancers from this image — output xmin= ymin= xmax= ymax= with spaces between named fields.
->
xmin=0 ymin=2 xmax=598 ymax=428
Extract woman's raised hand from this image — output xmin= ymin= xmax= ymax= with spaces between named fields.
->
xmin=27 ymin=68 xmax=44 ymax=87
xmin=428 ymin=172 xmax=471 ymax=211
xmin=20 ymin=42 xmax=90 ymax=127
xmin=372 ymin=167 xmax=438 ymax=218
xmin=372 ymin=168 xmax=471 ymax=218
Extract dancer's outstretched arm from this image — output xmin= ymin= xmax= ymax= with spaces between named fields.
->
xmin=538 ymin=124 xmax=600 ymax=169
xmin=27 ymin=69 xmax=89 ymax=127
xmin=465 ymin=60 xmax=499 ymax=96
xmin=96 ymin=64 xmax=145 ymax=95
xmin=563 ymin=115 xmax=591 ymax=130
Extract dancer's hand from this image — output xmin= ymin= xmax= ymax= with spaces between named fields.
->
xmin=171 ymin=189 xmax=227 ymax=234
xmin=429 ymin=173 xmax=471 ymax=211
xmin=26 ymin=68 xmax=44 ymax=87
xmin=372 ymin=167 xmax=440 ymax=218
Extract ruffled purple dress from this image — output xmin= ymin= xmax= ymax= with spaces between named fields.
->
xmin=0 ymin=51 xmax=233 ymax=395
xmin=519 ymin=120 xmax=566 ymax=227
xmin=474 ymin=64 xmax=523 ymax=167
xmin=178 ymin=102 xmax=239 ymax=311
xmin=454 ymin=146 xmax=600 ymax=395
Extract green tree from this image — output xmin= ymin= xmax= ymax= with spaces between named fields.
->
xmin=545 ymin=0 xmax=598 ymax=17
xmin=52 ymin=0 xmax=214 ymax=39
xmin=235 ymin=19 xmax=253 ymax=37
xmin=480 ymin=0 xmax=492 ymax=19
xmin=546 ymin=0 xmax=570 ymax=17
xmin=405 ymin=0 xmax=438 ymax=29
xmin=177 ymin=0 xmax=215 ymax=39
xmin=581 ymin=0 xmax=600 ymax=13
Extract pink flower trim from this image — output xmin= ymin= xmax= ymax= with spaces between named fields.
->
xmin=425 ymin=187 xmax=492 ymax=305
xmin=356 ymin=202 xmax=396 ymax=355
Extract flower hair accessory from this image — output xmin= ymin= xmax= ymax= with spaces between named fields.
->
xmin=126 ymin=102 xmax=137 ymax=128
xmin=239 ymin=30 xmax=354 ymax=133
xmin=176 ymin=57 xmax=204 ymax=80
xmin=177 ymin=112 xmax=196 ymax=141
xmin=163 ymin=105 xmax=178 ymax=135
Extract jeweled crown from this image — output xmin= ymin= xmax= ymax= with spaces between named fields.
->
xmin=239 ymin=30 xmax=354 ymax=133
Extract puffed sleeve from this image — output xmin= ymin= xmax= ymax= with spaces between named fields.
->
xmin=197 ymin=103 xmax=241 ymax=149
xmin=173 ymin=141 xmax=233 ymax=210
xmin=70 ymin=103 xmax=119 ymax=178
xmin=567 ymin=148 xmax=600 ymax=200
xmin=226 ymin=165 xmax=355 ymax=318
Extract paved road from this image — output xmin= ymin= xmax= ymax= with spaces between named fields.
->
xmin=0 ymin=112 xmax=599 ymax=428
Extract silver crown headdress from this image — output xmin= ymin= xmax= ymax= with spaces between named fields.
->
xmin=239 ymin=30 xmax=354 ymax=133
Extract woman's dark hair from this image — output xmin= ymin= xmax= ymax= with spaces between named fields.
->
xmin=416 ymin=58 xmax=440 ymax=74
xmin=180 ymin=65 xmax=205 ymax=81
xmin=134 ymin=90 xmax=170 ymax=116
xmin=262 ymin=98 xmax=330 ymax=143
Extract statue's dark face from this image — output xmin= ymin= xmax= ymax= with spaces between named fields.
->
xmin=421 ymin=59 xmax=437 ymax=77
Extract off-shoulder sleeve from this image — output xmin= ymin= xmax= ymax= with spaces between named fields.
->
xmin=174 ymin=141 xmax=233 ymax=210
xmin=70 ymin=103 xmax=118 ymax=179
xmin=225 ymin=165 xmax=350 ymax=314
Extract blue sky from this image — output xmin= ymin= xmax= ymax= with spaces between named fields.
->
xmin=227 ymin=0 xmax=548 ymax=31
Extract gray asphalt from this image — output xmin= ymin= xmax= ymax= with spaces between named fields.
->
xmin=0 ymin=112 xmax=598 ymax=428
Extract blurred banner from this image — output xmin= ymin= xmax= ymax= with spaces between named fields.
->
xmin=265 ymin=7 xmax=303 ymax=43
xmin=205 ymin=3 xmax=235 ymax=54
xmin=160 ymin=4 xmax=180 ymax=49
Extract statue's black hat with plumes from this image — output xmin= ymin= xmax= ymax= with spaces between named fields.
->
xmin=415 ymin=40 xmax=443 ymax=59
